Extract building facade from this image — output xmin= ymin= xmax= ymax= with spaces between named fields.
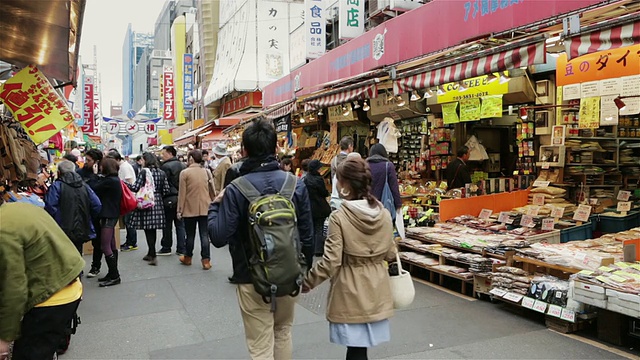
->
xmin=122 ymin=24 xmax=153 ymax=114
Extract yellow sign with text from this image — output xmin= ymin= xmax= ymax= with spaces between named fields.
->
xmin=0 ymin=65 xmax=74 ymax=144
xmin=442 ymin=102 xmax=460 ymax=124
xmin=437 ymin=73 xmax=509 ymax=103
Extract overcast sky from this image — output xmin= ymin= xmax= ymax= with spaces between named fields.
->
xmin=80 ymin=0 xmax=166 ymax=115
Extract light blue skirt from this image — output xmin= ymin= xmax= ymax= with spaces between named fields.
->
xmin=329 ymin=319 xmax=390 ymax=347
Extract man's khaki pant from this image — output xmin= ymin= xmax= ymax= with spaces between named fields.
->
xmin=236 ymin=284 xmax=296 ymax=360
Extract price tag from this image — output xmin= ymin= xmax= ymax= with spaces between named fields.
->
xmin=631 ymin=264 xmax=640 ymax=271
xmin=533 ymin=180 xmax=551 ymax=187
xmin=503 ymin=292 xmax=523 ymax=303
xmin=521 ymin=297 xmax=536 ymax=309
xmin=547 ymin=304 xmax=563 ymax=318
xmin=615 ymin=262 xmax=630 ymax=269
xmin=479 ymin=209 xmax=493 ymax=220
xmin=578 ymin=270 xmax=594 ymax=276
xmin=589 ymin=198 xmax=598 ymax=205
xmin=498 ymin=212 xmax=511 ymax=224
xmin=533 ymin=194 xmax=546 ymax=206
xmin=541 ymin=162 xmax=550 ymax=170
xmin=520 ymin=215 xmax=535 ymax=227
xmin=533 ymin=300 xmax=548 ymax=313
xmin=573 ymin=204 xmax=592 ymax=222
xmin=617 ymin=190 xmax=631 ymax=201
xmin=550 ymin=206 xmax=565 ymax=219
xmin=617 ymin=201 xmax=631 ymax=212
xmin=526 ymin=206 xmax=540 ymax=216
xmin=489 ymin=288 xmax=508 ymax=297
xmin=609 ymin=274 xmax=628 ymax=283
xmin=560 ymin=308 xmax=576 ymax=323
xmin=542 ymin=218 xmax=555 ymax=231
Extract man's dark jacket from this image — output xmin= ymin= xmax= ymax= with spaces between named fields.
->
xmin=445 ymin=158 xmax=472 ymax=189
xmin=208 ymin=160 xmax=314 ymax=284
xmin=161 ymin=157 xmax=186 ymax=202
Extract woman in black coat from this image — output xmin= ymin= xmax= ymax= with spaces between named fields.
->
xmin=303 ymin=160 xmax=331 ymax=258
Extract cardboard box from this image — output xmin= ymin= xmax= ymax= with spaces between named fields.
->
xmin=574 ymin=281 xmax=606 ymax=295
xmin=573 ymin=293 xmax=607 ymax=308
xmin=575 ymin=288 xmax=607 ymax=300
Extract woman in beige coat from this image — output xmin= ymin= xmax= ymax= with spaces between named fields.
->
xmin=177 ymin=149 xmax=215 ymax=269
xmin=303 ymin=157 xmax=396 ymax=360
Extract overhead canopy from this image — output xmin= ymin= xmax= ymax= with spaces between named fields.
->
xmin=264 ymin=99 xmax=297 ymax=120
xmin=304 ymin=80 xmax=379 ymax=112
xmin=174 ymin=123 xmax=212 ymax=145
xmin=565 ymin=19 xmax=640 ymax=59
xmin=0 ymin=0 xmax=86 ymax=83
xmin=215 ymin=111 xmax=262 ymax=127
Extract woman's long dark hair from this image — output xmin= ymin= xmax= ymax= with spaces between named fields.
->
xmin=337 ymin=157 xmax=377 ymax=206
xmin=142 ymin=152 xmax=160 ymax=169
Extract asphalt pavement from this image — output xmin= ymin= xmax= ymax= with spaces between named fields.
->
xmin=61 ymin=230 xmax=639 ymax=359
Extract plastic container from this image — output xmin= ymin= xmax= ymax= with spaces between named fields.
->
xmin=598 ymin=212 xmax=639 ymax=233
xmin=560 ymin=222 xmax=593 ymax=243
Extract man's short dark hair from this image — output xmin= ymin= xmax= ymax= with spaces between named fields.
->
xmin=202 ymin=150 xmax=209 ymax=157
xmin=243 ymin=118 xmax=277 ymax=158
xmin=189 ymin=149 xmax=203 ymax=164
xmin=163 ymin=146 xmax=177 ymax=157
xmin=457 ymin=146 xmax=470 ymax=158
xmin=85 ymin=148 xmax=103 ymax=162
xmin=135 ymin=155 xmax=142 ymax=161
xmin=108 ymin=149 xmax=123 ymax=161
xmin=339 ymin=136 xmax=354 ymax=151
xmin=63 ymin=154 xmax=78 ymax=163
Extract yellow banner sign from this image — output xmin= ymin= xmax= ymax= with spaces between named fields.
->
xmin=0 ymin=65 xmax=74 ymax=144
xmin=442 ymin=102 xmax=459 ymax=124
xmin=579 ymin=97 xmax=600 ymax=129
xmin=437 ymin=73 xmax=509 ymax=103
xmin=460 ymin=98 xmax=481 ymax=122
xmin=480 ymin=95 xmax=503 ymax=118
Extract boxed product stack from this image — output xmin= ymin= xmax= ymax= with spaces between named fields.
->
xmin=572 ymin=262 xmax=640 ymax=317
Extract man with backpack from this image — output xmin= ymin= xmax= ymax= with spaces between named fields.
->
xmin=159 ymin=146 xmax=187 ymax=256
xmin=208 ymin=118 xmax=314 ymax=360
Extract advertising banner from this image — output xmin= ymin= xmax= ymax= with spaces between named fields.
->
xmin=163 ymin=66 xmax=175 ymax=121
xmin=339 ymin=0 xmax=364 ymax=39
xmin=257 ymin=0 xmax=290 ymax=81
xmin=274 ymin=114 xmax=291 ymax=133
xmin=0 ymin=65 xmax=75 ymax=144
xmin=305 ymin=0 xmax=325 ymax=59
xmin=437 ymin=73 xmax=509 ymax=103
xmin=183 ymin=54 xmax=194 ymax=110
xmin=82 ymin=75 xmax=95 ymax=134
xmin=556 ymin=45 xmax=640 ymax=86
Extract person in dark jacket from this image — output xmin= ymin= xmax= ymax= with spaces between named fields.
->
xmin=127 ymin=152 xmax=171 ymax=266
xmin=88 ymin=158 xmax=123 ymax=287
xmin=445 ymin=146 xmax=472 ymax=189
xmin=76 ymin=148 xmax=103 ymax=182
xmin=208 ymin=119 xmax=314 ymax=360
xmin=158 ymin=146 xmax=187 ymax=256
xmin=367 ymin=144 xmax=402 ymax=218
xmin=304 ymin=160 xmax=331 ymax=258
xmin=45 ymin=160 xmax=102 ymax=254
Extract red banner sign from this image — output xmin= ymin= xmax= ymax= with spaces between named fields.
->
xmin=223 ymin=92 xmax=263 ymax=115
xmin=263 ymin=0 xmax=604 ymax=107
xmin=163 ymin=66 xmax=175 ymax=121
xmin=81 ymin=75 xmax=95 ymax=134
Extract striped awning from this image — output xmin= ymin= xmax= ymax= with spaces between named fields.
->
xmin=304 ymin=82 xmax=378 ymax=112
xmin=565 ymin=20 xmax=640 ymax=60
xmin=265 ymin=99 xmax=297 ymax=120
xmin=393 ymin=41 xmax=546 ymax=95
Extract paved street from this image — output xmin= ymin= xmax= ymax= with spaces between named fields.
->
xmin=63 ymin=230 xmax=639 ymax=359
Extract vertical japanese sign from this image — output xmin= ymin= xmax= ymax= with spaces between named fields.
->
xmin=257 ymin=1 xmax=290 ymax=80
xmin=183 ymin=54 xmax=194 ymax=110
xmin=163 ymin=66 xmax=175 ymax=121
xmin=158 ymin=71 xmax=164 ymax=118
xmin=305 ymin=0 xmax=325 ymax=59
xmin=0 ymin=65 xmax=75 ymax=144
xmin=82 ymin=75 xmax=95 ymax=134
xmin=339 ymin=0 xmax=364 ymax=39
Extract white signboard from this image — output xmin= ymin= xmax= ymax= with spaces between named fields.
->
xmin=599 ymin=78 xmax=622 ymax=96
xmin=339 ymin=0 xmax=364 ymax=39
xmin=580 ymin=81 xmax=601 ymax=98
xmin=258 ymin=1 xmax=290 ymax=81
xmin=621 ymin=75 xmax=640 ymax=97
xmin=305 ymin=0 xmax=326 ymax=59
xmin=107 ymin=121 xmax=120 ymax=135
xmin=562 ymin=84 xmax=581 ymax=101
xmin=620 ymin=97 xmax=640 ymax=116
xmin=125 ymin=121 xmax=138 ymax=135
xmin=290 ymin=24 xmax=306 ymax=70
xmin=600 ymin=95 xmax=619 ymax=126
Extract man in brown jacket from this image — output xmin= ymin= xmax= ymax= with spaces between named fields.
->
xmin=210 ymin=143 xmax=232 ymax=196
xmin=177 ymin=150 xmax=215 ymax=270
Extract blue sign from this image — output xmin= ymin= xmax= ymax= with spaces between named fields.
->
xmin=183 ymin=54 xmax=194 ymax=110
xmin=126 ymin=109 xmax=136 ymax=120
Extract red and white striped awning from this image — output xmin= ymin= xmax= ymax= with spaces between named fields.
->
xmin=393 ymin=41 xmax=546 ymax=95
xmin=265 ymin=99 xmax=297 ymax=120
xmin=565 ymin=20 xmax=640 ymax=60
xmin=304 ymin=82 xmax=378 ymax=112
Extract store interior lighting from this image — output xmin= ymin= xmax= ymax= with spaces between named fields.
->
xmin=362 ymin=100 xmax=370 ymax=112
xmin=499 ymin=72 xmax=511 ymax=84
xmin=614 ymin=97 xmax=626 ymax=111
xmin=437 ymin=86 xmax=446 ymax=96
xmin=457 ymin=81 xmax=468 ymax=92
xmin=519 ymin=107 xmax=528 ymax=120
xmin=396 ymin=95 xmax=406 ymax=107
xmin=353 ymin=101 xmax=361 ymax=109
xmin=309 ymin=112 xmax=315 ymax=121
xmin=486 ymin=73 xmax=498 ymax=83
xmin=317 ymin=108 xmax=323 ymax=116
xmin=300 ymin=116 xmax=306 ymax=124
xmin=410 ymin=92 xmax=420 ymax=101
xmin=423 ymin=89 xmax=434 ymax=99
xmin=342 ymin=104 xmax=351 ymax=116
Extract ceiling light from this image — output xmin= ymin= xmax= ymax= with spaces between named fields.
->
xmin=353 ymin=101 xmax=361 ymax=109
xmin=457 ymin=81 xmax=468 ymax=92
xmin=300 ymin=117 xmax=306 ymax=123
xmin=423 ymin=89 xmax=434 ymax=99
xmin=486 ymin=73 xmax=498 ymax=83
xmin=519 ymin=107 xmax=528 ymax=120
xmin=614 ymin=97 xmax=626 ymax=111
xmin=362 ymin=100 xmax=370 ymax=112
xmin=318 ymin=109 xmax=323 ymax=116
xmin=436 ymin=86 xmax=446 ymax=96
xmin=309 ymin=113 xmax=315 ymax=121
xmin=499 ymin=72 xmax=511 ymax=84
xmin=343 ymin=104 xmax=351 ymax=116
xmin=410 ymin=92 xmax=420 ymax=101
xmin=396 ymin=95 xmax=406 ymax=107
xmin=548 ymin=52 xmax=561 ymax=58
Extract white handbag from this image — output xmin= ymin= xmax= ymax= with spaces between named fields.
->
xmin=389 ymin=251 xmax=415 ymax=309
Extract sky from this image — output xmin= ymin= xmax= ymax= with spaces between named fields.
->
xmin=79 ymin=0 xmax=166 ymax=115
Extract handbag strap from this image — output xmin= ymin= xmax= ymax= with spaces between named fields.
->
xmin=384 ymin=162 xmax=389 ymax=188
xmin=395 ymin=247 xmax=404 ymax=272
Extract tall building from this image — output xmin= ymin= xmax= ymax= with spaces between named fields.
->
xmin=122 ymin=24 xmax=153 ymax=114
xmin=154 ymin=0 xmax=197 ymax=51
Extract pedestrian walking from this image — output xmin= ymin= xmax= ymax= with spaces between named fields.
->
xmin=0 ymin=197 xmax=84 ymax=360
xmin=77 ymin=149 xmax=105 ymax=278
xmin=88 ymin=158 xmax=123 ymax=287
xmin=177 ymin=149 xmax=215 ymax=269
xmin=44 ymin=160 xmax=102 ymax=255
xmin=303 ymin=159 xmax=331 ymax=259
xmin=158 ymin=145 xmax=187 ymax=256
xmin=127 ymin=152 xmax=171 ymax=266
xmin=208 ymin=119 xmax=314 ymax=360
xmin=367 ymin=143 xmax=402 ymax=220
xmin=210 ymin=143 xmax=232 ymax=196
xmin=303 ymin=157 xmax=396 ymax=360
xmin=76 ymin=148 xmax=102 ymax=182
xmin=280 ymin=157 xmax=294 ymax=173
xmin=108 ymin=150 xmax=138 ymax=251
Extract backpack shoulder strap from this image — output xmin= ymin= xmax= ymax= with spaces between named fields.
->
xmin=384 ymin=162 xmax=389 ymax=187
xmin=279 ymin=173 xmax=297 ymax=200
xmin=232 ymin=176 xmax=262 ymax=203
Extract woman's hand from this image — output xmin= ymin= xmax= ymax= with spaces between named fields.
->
xmin=0 ymin=339 xmax=10 ymax=360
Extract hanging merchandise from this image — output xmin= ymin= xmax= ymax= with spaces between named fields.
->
xmin=465 ymin=135 xmax=489 ymax=161
xmin=377 ymin=117 xmax=401 ymax=153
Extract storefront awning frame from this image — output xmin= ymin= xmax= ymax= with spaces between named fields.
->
xmin=303 ymin=79 xmax=380 ymax=112
xmin=264 ymin=99 xmax=297 ymax=120
xmin=564 ymin=16 xmax=640 ymax=59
